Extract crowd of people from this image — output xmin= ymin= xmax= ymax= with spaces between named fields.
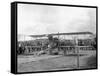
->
xmin=17 ymin=36 xmax=96 ymax=55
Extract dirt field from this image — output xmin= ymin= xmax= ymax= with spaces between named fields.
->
xmin=17 ymin=50 xmax=96 ymax=72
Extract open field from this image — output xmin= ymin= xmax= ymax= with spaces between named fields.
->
xmin=17 ymin=50 xmax=96 ymax=72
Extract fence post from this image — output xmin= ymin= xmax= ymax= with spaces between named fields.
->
xmin=74 ymin=37 xmax=80 ymax=69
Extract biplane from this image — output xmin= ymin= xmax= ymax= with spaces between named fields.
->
xmin=17 ymin=32 xmax=96 ymax=55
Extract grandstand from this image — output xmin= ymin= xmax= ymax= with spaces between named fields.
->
xmin=17 ymin=32 xmax=96 ymax=55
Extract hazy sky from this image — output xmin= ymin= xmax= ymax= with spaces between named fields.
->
xmin=18 ymin=4 xmax=96 ymax=36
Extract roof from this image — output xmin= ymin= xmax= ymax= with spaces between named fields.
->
xmin=29 ymin=32 xmax=93 ymax=38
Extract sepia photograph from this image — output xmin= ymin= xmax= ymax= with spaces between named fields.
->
xmin=17 ymin=2 xmax=97 ymax=73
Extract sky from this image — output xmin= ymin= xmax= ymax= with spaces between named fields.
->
xmin=18 ymin=4 xmax=96 ymax=41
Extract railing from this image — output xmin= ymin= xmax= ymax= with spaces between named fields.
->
xmin=59 ymin=46 xmax=95 ymax=50
xmin=17 ymin=45 xmax=96 ymax=55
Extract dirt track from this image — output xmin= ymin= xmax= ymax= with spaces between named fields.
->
xmin=17 ymin=50 xmax=96 ymax=72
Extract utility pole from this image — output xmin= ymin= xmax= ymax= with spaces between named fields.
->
xmin=58 ymin=32 xmax=60 ymax=54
